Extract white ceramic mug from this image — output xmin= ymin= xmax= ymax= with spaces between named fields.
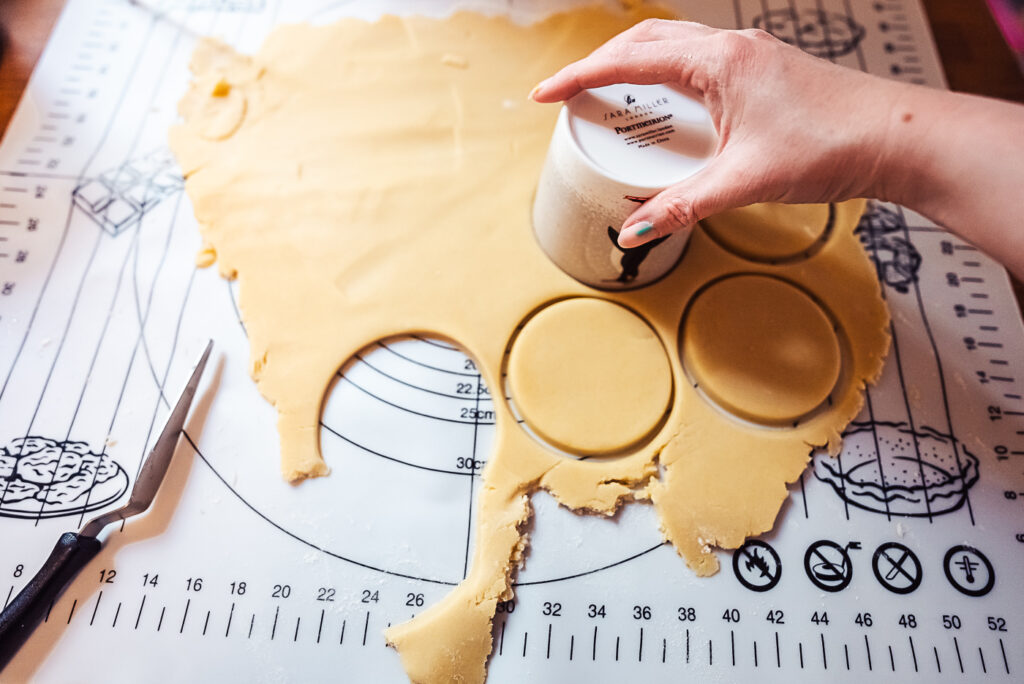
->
xmin=532 ymin=82 xmax=717 ymax=289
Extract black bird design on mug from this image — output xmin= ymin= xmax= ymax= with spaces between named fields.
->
xmin=606 ymin=225 xmax=669 ymax=283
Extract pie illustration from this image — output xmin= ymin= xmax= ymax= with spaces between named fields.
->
xmin=813 ymin=421 xmax=980 ymax=516
xmin=0 ymin=436 xmax=129 ymax=519
xmin=753 ymin=9 xmax=866 ymax=59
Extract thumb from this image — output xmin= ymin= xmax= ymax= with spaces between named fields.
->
xmin=617 ymin=160 xmax=758 ymax=248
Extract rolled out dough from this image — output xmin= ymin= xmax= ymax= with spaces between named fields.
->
xmin=170 ymin=7 xmax=889 ymax=683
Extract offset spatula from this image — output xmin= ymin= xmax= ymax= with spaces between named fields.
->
xmin=0 ymin=340 xmax=213 ymax=672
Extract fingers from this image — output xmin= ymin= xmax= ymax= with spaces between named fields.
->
xmin=530 ymin=42 xmax=681 ymax=102
xmin=617 ymin=159 xmax=760 ymax=248
xmin=530 ymin=21 xmax=717 ymax=103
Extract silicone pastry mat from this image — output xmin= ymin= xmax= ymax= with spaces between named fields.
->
xmin=1 ymin=1 xmax=1022 ymax=682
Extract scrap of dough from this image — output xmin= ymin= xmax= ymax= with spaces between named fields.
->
xmin=508 ymin=297 xmax=671 ymax=454
xmin=170 ymin=8 xmax=889 ymax=683
xmin=195 ymin=242 xmax=217 ymax=268
xmin=682 ymin=274 xmax=841 ymax=424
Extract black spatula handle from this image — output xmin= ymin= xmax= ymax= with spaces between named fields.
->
xmin=0 ymin=532 xmax=101 ymax=673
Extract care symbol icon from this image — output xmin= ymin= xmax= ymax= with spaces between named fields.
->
xmin=804 ymin=540 xmax=860 ymax=592
xmin=732 ymin=539 xmax=782 ymax=592
xmin=943 ymin=545 xmax=995 ymax=597
xmin=871 ymin=542 xmax=922 ymax=594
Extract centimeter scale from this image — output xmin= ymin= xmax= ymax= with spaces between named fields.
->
xmin=0 ymin=0 xmax=1021 ymax=681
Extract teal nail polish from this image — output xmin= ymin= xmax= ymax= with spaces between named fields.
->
xmin=635 ymin=223 xmax=654 ymax=237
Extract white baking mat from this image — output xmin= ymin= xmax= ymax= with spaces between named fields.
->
xmin=0 ymin=1 xmax=1021 ymax=681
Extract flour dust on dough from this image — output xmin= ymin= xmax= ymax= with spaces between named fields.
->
xmin=170 ymin=6 xmax=889 ymax=683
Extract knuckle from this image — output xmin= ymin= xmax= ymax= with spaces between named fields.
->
xmin=633 ymin=17 xmax=667 ymax=35
xmin=737 ymin=27 xmax=774 ymax=42
xmin=661 ymin=195 xmax=697 ymax=228
xmin=717 ymin=30 xmax=752 ymax=59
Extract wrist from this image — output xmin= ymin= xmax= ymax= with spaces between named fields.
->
xmin=866 ymin=82 xmax=948 ymax=211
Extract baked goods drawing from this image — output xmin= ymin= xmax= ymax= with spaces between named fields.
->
xmin=72 ymin=148 xmax=184 ymax=237
xmin=813 ymin=420 xmax=980 ymax=516
xmin=0 ymin=436 xmax=129 ymax=519
xmin=855 ymin=202 xmax=922 ymax=294
xmin=753 ymin=8 xmax=865 ymax=59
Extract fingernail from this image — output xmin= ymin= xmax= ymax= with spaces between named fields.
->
xmin=528 ymin=80 xmax=547 ymax=101
xmin=618 ymin=221 xmax=656 ymax=247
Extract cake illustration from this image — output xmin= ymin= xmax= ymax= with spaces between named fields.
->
xmin=0 ymin=436 xmax=129 ymax=519
xmin=813 ymin=421 xmax=980 ymax=516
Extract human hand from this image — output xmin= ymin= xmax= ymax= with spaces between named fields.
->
xmin=530 ymin=19 xmax=903 ymax=248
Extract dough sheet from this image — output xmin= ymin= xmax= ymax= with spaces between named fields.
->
xmin=169 ymin=7 xmax=889 ymax=682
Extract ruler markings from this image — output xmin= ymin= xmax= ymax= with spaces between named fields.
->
xmin=271 ymin=606 xmax=279 ymax=640
xmin=339 ymin=618 xmax=346 ymax=645
xmin=908 ymin=635 xmax=918 ymax=672
xmin=293 ymin=616 xmax=300 ymax=642
xmin=89 ymin=590 xmax=103 ymax=626
xmin=179 ymin=599 xmax=189 ymax=633
xmin=888 ymin=645 xmax=894 ymax=672
xmin=226 ymin=602 xmax=235 ymax=638
xmin=362 ymin=611 xmax=369 ymax=646
xmin=156 ymin=607 xmax=165 ymax=632
xmin=639 ymin=627 xmax=644 ymax=663
xmin=111 ymin=602 xmax=121 ymax=628
xmin=798 ymin=641 xmax=803 ymax=669
xmin=316 ymin=609 xmax=323 ymax=644
xmin=954 ymin=636 xmax=964 ymax=673
xmin=202 ymin=611 xmax=210 ymax=636
xmin=614 ymin=636 xmax=620 ymax=662
xmin=134 ymin=594 xmax=146 ymax=630
xmin=999 ymin=638 xmax=1009 ymax=674
xmin=522 ymin=630 xmax=528 ymax=658
xmin=66 ymin=598 xmax=78 ymax=625
xmin=979 ymin=647 xmax=987 ymax=674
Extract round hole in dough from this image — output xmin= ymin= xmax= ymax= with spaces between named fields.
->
xmin=506 ymin=298 xmax=672 ymax=456
xmin=700 ymin=202 xmax=834 ymax=263
xmin=681 ymin=274 xmax=841 ymax=425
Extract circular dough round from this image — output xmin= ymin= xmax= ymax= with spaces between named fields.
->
xmin=682 ymin=275 xmax=841 ymax=424
xmin=507 ymin=298 xmax=672 ymax=455
xmin=701 ymin=202 xmax=832 ymax=262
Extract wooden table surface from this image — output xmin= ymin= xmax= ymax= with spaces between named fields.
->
xmin=1 ymin=0 xmax=1022 ymax=296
